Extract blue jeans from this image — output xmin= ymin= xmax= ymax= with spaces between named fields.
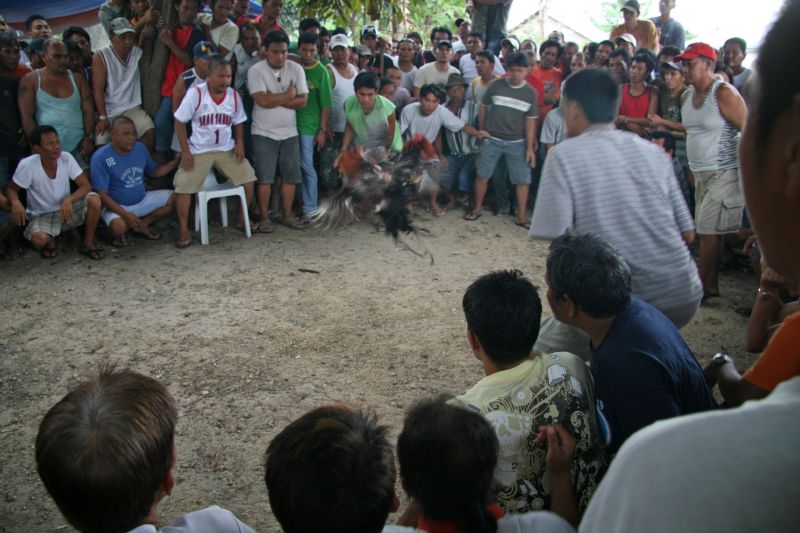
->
xmin=154 ymin=96 xmax=173 ymax=152
xmin=442 ymin=153 xmax=476 ymax=193
xmin=299 ymin=134 xmax=318 ymax=214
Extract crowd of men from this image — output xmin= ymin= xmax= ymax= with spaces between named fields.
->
xmin=2 ymin=0 xmax=799 ymax=531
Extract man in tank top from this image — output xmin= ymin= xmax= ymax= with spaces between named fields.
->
xmin=678 ymin=42 xmax=747 ymax=300
xmin=18 ymin=39 xmax=95 ymax=169
xmin=92 ymin=18 xmax=155 ymax=151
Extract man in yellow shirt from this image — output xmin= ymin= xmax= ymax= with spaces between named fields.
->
xmin=610 ymin=0 xmax=659 ymax=53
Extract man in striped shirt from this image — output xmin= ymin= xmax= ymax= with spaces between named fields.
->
xmin=529 ymin=68 xmax=701 ymax=357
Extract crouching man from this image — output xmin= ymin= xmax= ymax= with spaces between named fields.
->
xmin=91 ymin=116 xmax=179 ymax=246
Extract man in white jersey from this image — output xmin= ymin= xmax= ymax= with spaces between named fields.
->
xmin=173 ymin=57 xmax=256 ymax=248
xmin=678 ymin=42 xmax=748 ymax=300
xmin=92 ymin=18 xmax=155 ymax=150
xmin=529 ymin=68 xmax=701 ymax=359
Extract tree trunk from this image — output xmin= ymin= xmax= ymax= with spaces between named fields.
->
xmin=140 ymin=0 xmax=175 ymax=116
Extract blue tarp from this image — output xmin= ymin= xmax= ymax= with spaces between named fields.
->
xmin=1 ymin=0 xmax=263 ymax=24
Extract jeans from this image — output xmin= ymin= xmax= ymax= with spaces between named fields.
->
xmin=154 ymin=96 xmax=173 ymax=152
xmin=442 ymin=153 xmax=476 ymax=193
xmin=299 ymin=134 xmax=318 ymax=215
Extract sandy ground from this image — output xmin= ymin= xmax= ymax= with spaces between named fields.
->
xmin=0 ymin=210 xmax=757 ymax=532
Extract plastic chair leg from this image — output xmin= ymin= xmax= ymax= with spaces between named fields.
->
xmin=220 ymin=197 xmax=229 ymax=228
xmin=198 ymin=192 xmax=210 ymax=245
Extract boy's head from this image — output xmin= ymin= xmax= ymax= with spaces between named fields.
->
xmin=397 ymin=397 xmax=498 ymax=521
xmin=462 ymin=269 xmax=542 ymax=366
xmin=265 ymin=404 xmax=397 ymax=533
xmin=379 ymin=77 xmax=395 ymax=97
xmin=35 ymin=367 xmax=178 ymax=533
xmin=298 ymin=31 xmax=319 ymax=65
xmin=354 ymin=72 xmax=380 ymax=112
xmin=419 ymin=84 xmax=444 ymax=115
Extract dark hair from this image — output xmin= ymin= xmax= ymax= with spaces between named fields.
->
xmin=42 ymin=38 xmax=65 ymax=56
xmin=332 ymin=26 xmax=348 ymax=36
xmin=265 ymin=404 xmax=396 ymax=533
xmin=319 ymin=26 xmax=330 ymax=37
xmin=649 ymin=130 xmax=676 ymax=152
xmin=354 ymin=71 xmax=380 ymax=91
xmin=609 ymin=47 xmax=631 ymax=65
xmin=724 ymin=36 xmax=747 ymax=53
xmin=565 ymin=40 xmax=578 ymax=49
xmin=462 ymin=270 xmax=542 ymax=365
xmin=598 ymin=39 xmax=616 ymax=50
xmin=29 ymin=125 xmax=58 ymax=147
xmin=563 ymin=68 xmax=619 ymax=124
xmin=299 ymin=17 xmax=321 ymax=32
xmin=540 ymin=38 xmax=563 ymax=57
xmin=455 ymin=18 xmax=466 ymax=28
xmin=239 ymin=21 xmax=259 ymax=35
xmin=475 ymin=49 xmax=495 ymax=64
xmin=754 ymin=0 xmax=799 ymax=160
xmin=207 ymin=57 xmax=232 ymax=74
xmin=65 ymin=40 xmax=82 ymax=56
xmin=429 ymin=26 xmax=452 ymax=42
xmin=380 ymin=77 xmax=394 ymax=90
xmin=63 ymin=26 xmax=91 ymax=45
xmin=25 ymin=14 xmax=47 ymax=30
xmin=0 ymin=30 xmax=19 ymax=48
xmin=111 ymin=115 xmax=136 ymax=130
xmin=546 ymin=232 xmax=632 ymax=318
xmin=467 ymin=31 xmax=483 ymax=41
xmin=298 ymin=31 xmax=319 ymax=47
xmin=714 ymin=60 xmax=734 ymax=81
xmin=419 ymin=83 xmax=445 ymax=102
xmin=585 ymin=42 xmax=598 ymax=61
xmin=264 ymin=29 xmax=289 ymax=47
xmin=632 ymin=52 xmax=655 ymax=74
xmin=657 ymin=45 xmax=680 ymax=60
xmin=397 ymin=398 xmax=499 ymax=533
xmin=504 ymin=51 xmax=530 ymax=69
xmin=35 ymin=367 xmax=178 ymax=533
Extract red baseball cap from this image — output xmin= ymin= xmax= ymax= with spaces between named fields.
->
xmin=676 ymin=42 xmax=717 ymax=62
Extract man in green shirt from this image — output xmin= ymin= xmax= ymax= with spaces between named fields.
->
xmin=338 ymin=72 xmax=402 ymax=159
xmin=296 ymin=32 xmax=332 ymax=219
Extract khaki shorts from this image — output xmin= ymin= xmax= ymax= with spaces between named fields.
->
xmin=95 ymin=106 xmax=155 ymax=145
xmin=694 ymin=168 xmax=744 ymax=235
xmin=24 ymin=192 xmax=99 ymax=240
xmin=173 ymin=151 xmax=257 ymax=194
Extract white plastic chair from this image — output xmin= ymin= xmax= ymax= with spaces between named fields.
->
xmin=194 ymin=172 xmax=252 ymax=245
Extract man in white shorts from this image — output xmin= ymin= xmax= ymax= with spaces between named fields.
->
xmin=90 ymin=116 xmax=178 ymax=247
xmin=173 ymin=57 xmax=256 ymax=248
xmin=6 ymin=125 xmax=103 ymax=259
xmin=92 ymin=18 xmax=155 ymax=151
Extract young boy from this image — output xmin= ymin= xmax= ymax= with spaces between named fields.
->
xmin=173 ymin=57 xmax=256 ymax=248
xmin=338 ymin=71 xmax=402 ymax=159
xmin=36 ymin=367 xmax=254 ymax=532
xmin=296 ymin=31 xmax=332 ymax=220
xmin=451 ymin=270 xmax=607 ymax=515
xmin=265 ymin=404 xmax=399 ymax=533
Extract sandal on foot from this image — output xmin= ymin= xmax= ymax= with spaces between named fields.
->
xmin=79 ymin=247 xmax=104 ymax=260
xmin=176 ymin=236 xmax=193 ymax=249
xmin=514 ymin=220 xmax=531 ymax=229
xmin=464 ymin=211 xmax=482 ymax=221
xmin=111 ymin=235 xmax=133 ymax=247
xmin=132 ymin=228 xmax=161 ymax=240
xmin=40 ymin=246 xmax=57 ymax=259
xmin=280 ymin=217 xmax=304 ymax=230
xmin=254 ymin=221 xmax=274 ymax=233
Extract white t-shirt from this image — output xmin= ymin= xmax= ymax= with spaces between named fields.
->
xmin=579 ymin=376 xmax=800 ymax=533
xmin=399 ymin=102 xmax=465 ymax=144
xmin=247 ymin=60 xmax=308 ymax=140
xmin=413 ymin=62 xmax=460 ymax=89
xmin=127 ymin=505 xmax=255 ymax=533
xmin=398 ymin=64 xmax=418 ymax=94
xmin=383 ymin=510 xmax=575 ymax=533
xmin=173 ymin=84 xmax=247 ymax=154
xmin=12 ymin=152 xmax=83 ymax=216
xmin=196 ymin=14 xmax=238 ymax=60
xmin=459 ymin=53 xmax=506 ymax=85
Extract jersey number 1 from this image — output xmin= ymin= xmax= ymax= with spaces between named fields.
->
xmin=214 ymin=130 xmax=220 ymax=144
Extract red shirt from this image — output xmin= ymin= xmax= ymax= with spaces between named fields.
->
xmin=619 ymin=83 xmax=654 ymax=119
xmin=254 ymin=16 xmax=284 ymax=41
xmin=161 ymin=26 xmax=194 ymax=97
xmin=4 ymin=64 xmax=32 ymax=80
xmin=530 ymin=66 xmax=563 ymax=122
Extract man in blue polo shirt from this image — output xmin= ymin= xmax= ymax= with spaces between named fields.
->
xmin=91 ymin=116 xmax=178 ymax=246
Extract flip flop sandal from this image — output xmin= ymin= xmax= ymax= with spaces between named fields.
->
xmin=132 ymin=228 xmax=161 ymax=240
xmin=79 ymin=248 xmax=104 ymax=260
xmin=464 ymin=211 xmax=482 ymax=221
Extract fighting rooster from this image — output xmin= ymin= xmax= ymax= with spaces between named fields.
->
xmin=311 ymin=135 xmax=447 ymax=244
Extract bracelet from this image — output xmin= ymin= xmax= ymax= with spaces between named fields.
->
xmin=757 ymin=287 xmax=778 ymax=302
xmin=98 ymin=115 xmax=108 ymax=120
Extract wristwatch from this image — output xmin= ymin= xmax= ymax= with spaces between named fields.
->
xmin=712 ymin=353 xmax=733 ymax=366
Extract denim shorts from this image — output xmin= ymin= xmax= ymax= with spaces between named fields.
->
xmin=476 ymin=137 xmax=531 ymax=185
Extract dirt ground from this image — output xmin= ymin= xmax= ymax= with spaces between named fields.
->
xmin=0 ymin=210 xmax=757 ymax=532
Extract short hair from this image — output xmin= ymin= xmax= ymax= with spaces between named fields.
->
xmin=475 ymin=49 xmax=495 ymax=64
xmin=649 ymin=130 xmax=676 ymax=152
xmin=407 ymin=31 xmax=422 ymax=42
xmin=35 ymin=367 xmax=178 ymax=533
xmin=632 ymin=51 xmax=655 ymax=74
xmin=319 ymin=26 xmax=330 ymax=37
xmin=42 ymin=38 xmax=65 ymax=56
xmin=462 ymin=270 xmax=542 ymax=365
xmin=299 ymin=17 xmax=321 ymax=32
xmin=563 ymin=68 xmax=620 ymax=124
xmin=455 ymin=17 xmax=466 ymax=28
xmin=29 ymin=125 xmax=58 ymax=147
xmin=724 ymin=36 xmax=747 ymax=53
xmin=467 ymin=31 xmax=483 ymax=41
xmin=429 ymin=26 xmax=452 ymax=41
xmin=714 ymin=61 xmax=734 ymax=81
xmin=753 ymin=0 xmax=800 ymax=161
xmin=419 ymin=83 xmax=445 ymax=102
xmin=657 ymin=45 xmax=680 ymax=60
xmin=265 ymin=404 xmax=396 ymax=533
xmin=0 ymin=30 xmax=18 ymax=48
xmin=264 ymin=29 xmax=289 ymax=47
xmin=598 ymin=39 xmax=616 ymax=50
xmin=111 ymin=115 xmax=136 ymax=130
xmin=354 ymin=71 xmax=380 ymax=91
xmin=504 ymin=51 xmax=530 ymax=69
xmin=25 ymin=14 xmax=47 ymax=30
xmin=298 ymin=31 xmax=319 ymax=47
xmin=63 ymin=26 xmax=91 ymax=45
xmin=332 ymin=26 xmax=348 ymax=36
xmin=397 ymin=398 xmax=498 ymax=527
xmin=585 ymin=42 xmax=599 ymax=61
xmin=239 ymin=21 xmax=259 ymax=34
xmin=540 ymin=38 xmax=563 ymax=57
xmin=380 ymin=77 xmax=394 ymax=90
xmin=546 ymin=232 xmax=632 ymax=318
xmin=207 ymin=57 xmax=231 ymax=73
xmin=565 ymin=40 xmax=579 ymax=49
xmin=65 ymin=40 xmax=82 ymax=55
xmin=609 ymin=47 xmax=631 ymax=65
